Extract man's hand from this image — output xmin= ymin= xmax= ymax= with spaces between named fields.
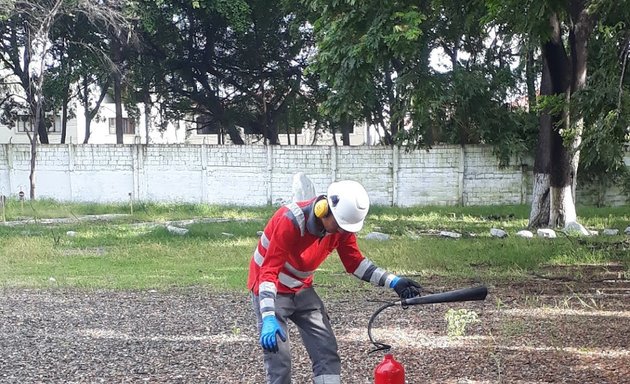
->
xmin=260 ymin=316 xmax=287 ymax=353
xmin=392 ymin=277 xmax=422 ymax=299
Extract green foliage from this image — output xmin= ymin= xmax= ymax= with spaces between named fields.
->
xmin=576 ymin=12 xmax=630 ymax=198
xmin=483 ymin=0 xmax=629 ymax=193
xmin=398 ymin=67 xmax=537 ymax=164
xmin=0 ymin=0 xmax=15 ymax=20
xmin=132 ymin=0 xmax=313 ymax=144
xmin=193 ymin=0 xmax=251 ymax=33
xmin=483 ymin=0 xmax=560 ymax=39
xmin=306 ymin=0 xmax=431 ymax=128
xmin=445 ymin=308 xmax=480 ymax=338
xmin=535 ymin=94 xmax=566 ymax=117
xmin=306 ymin=0 xmax=538 ymax=155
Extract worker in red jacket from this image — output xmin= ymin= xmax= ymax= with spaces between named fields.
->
xmin=248 ymin=180 xmax=421 ymax=384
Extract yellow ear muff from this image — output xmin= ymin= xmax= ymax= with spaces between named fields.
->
xmin=314 ymin=199 xmax=329 ymax=218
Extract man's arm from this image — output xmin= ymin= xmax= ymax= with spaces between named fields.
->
xmin=337 ymin=233 xmax=422 ymax=298
xmin=256 ymin=219 xmax=298 ymax=353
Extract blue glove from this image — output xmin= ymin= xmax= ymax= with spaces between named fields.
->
xmin=260 ymin=316 xmax=287 ymax=353
xmin=390 ymin=276 xmax=422 ymax=299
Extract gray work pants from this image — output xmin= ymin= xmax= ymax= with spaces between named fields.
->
xmin=252 ymin=288 xmax=341 ymax=384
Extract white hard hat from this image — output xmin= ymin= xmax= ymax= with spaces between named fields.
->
xmin=327 ymin=180 xmax=370 ymax=233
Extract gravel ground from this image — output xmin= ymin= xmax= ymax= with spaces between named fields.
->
xmin=1 ymin=277 xmax=629 ymax=384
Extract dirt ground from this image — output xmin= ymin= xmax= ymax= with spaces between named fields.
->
xmin=1 ymin=269 xmax=628 ymax=383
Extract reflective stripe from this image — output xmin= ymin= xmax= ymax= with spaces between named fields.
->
xmin=384 ymin=274 xmax=397 ymax=288
xmin=259 ymin=281 xmax=277 ymax=296
xmin=260 ymin=232 xmax=270 ymax=248
xmin=260 ymin=297 xmax=274 ymax=309
xmin=253 ymin=248 xmax=264 ymax=266
xmin=254 ymin=232 xmax=269 ymax=267
xmin=284 ymin=262 xmax=314 ymax=279
xmin=370 ymin=268 xmax=387 ymax=286
xmin=259 ymin=283 xmax=277 ymax=316
xmin=260 ymin=295 xmax=275 ymax=319
xmin=255 ymin=248 xmax=312 ymax=280
xmin=353 ymin=258 xmax=372 ymax=279
xmin=278 ymin=272 xmax=304 ymax=288
xmin=313 ymin=374 xmax=341 ymax=384
xmin=286 ymin=203 xmax=306 ymax=236
xmin=256 ymin=205 xmax=309 ymax=291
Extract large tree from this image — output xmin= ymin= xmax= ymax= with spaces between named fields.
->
xmin=134 ymin=0 xmax=313 ymax=145
xmin=304 ymin=0 xmax=534 ymax=155
xmin=576 ymin=5 xmax=630 ymax=206
xmin=0 ymin=0 xmax=66 ymax=199
xmin=0 ymin=0 xmax=55 ymax=146
xmin=488 ymin=0 xmax=629 ymax=228
xmin=0 ymin=0 xmax=134 ymax=198
xmin=536 ymin=3 xmax=593 ymax=227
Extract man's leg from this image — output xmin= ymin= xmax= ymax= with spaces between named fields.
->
xmin=252 ymin=293 xmax=295 ymax=384
xmin=290 ymin=288 xmax=341 ymax=384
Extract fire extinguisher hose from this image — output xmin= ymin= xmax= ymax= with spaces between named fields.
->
xmin=367 ymin=286 xmax=488 ymax=353
xmin=367 ymin=301 xmax=397 ymax=353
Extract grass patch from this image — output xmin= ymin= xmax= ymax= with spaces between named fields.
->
xmin=1 ymin=201 xmax=628 ymax=291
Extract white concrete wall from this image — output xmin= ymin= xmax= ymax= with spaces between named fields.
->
xmin=0 ymin=144 xmax=627 ymax=206
xmin=462 ymin=146 xmax=532 ymax=206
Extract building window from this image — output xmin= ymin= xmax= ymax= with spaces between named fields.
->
xmin=109 ymin=118 xmax=136 ymax=134
xmin=16 ymin=114 xmax=63 ymax=133
xmin=47 ymin=114 xmax=62 ymax=133
xmin=16 ymin=115 xmax=33 ymax=132
xmin=331 ymin=120 xmax=354 ymax=134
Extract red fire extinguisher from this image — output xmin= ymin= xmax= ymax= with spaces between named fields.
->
xmin=374 ymin=353 xmax=405 ymax=384
xmin=369 ymin=286 xmax=488 ymax=384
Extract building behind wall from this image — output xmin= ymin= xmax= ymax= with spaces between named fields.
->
xmin=0 ymin=100 xmax=377 ymax=146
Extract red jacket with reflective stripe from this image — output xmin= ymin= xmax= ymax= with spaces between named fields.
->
xmin=247 ymin=198 xmax=365 ymax=295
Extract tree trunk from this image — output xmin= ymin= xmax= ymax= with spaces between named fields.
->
xmin=36 ymin=110 xmax=49 ymax=144
xmin=112 ymin=37 xmax=124 ymax=144
xmin=532 ymin=4 xmax=593 ymax=228
xmin=265 ymin=115 xmax=280 ymax=145
xmin=529 ymin=174 xmax=551 ymax=228
xmin=83 ymin=99 xmax=91 ymax=144
xmin=341 ymin=116 xmax=352 ymax=146
xmin=538 ymin=12 xmax=574 ymax=228
xmin=114 ymin=73 xmax=123 ymax=144
xmin=286 ymin=124 xmax=291 ymax=145
xmin=547 ymin=69 xmax=577 ymax=226
xmin=549 ymin=184 xmax=577 ymax=227
xmin=29 ymin=136 xmax=37 ymax=200
xmin=28 ymin=101 xmax=45 ymax=199
xmin=384 ymin=63 xmax=401 ymax=140
xmin=525 ymin=39 xmax=537 ymax=109
xmin=61 ymin=92 xmax=69 ymax=144
xmin=529 ymin=58 xmax=552 ymax=228
xmin=224 ymin=121 xmax=245 ymax=145
xmin=82 ymin=78 xmax=92 ymax=144
xmin=143 ymin=92 xmax=152 ymax=145
xmin=567 ymin=2 xmax=592 ymax=202
xmin=82 ymin=78 xmax=109 ymax=144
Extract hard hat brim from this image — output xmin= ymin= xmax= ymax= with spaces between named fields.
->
xmin=336 ymin=218 xmax=364 ymax=233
